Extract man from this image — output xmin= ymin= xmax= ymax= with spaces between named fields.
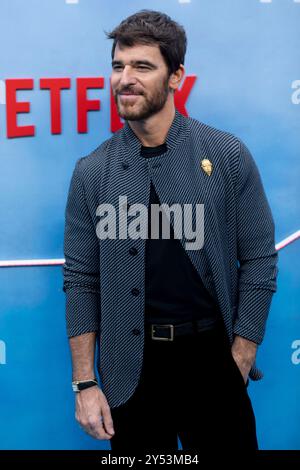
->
xmin=63 ymin=10 xmax=278 ymax=452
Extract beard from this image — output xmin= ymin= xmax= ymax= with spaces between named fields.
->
xmin=114 ymin=75 xmax=170 ymax=121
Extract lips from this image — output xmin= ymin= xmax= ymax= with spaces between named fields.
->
xmin=119 ymin=93 xmax=141 ymax=96
xmin=118 ymin=92 xmax=141 ymax=103
xmin=118 ymin=89 xmax=142 ymax=96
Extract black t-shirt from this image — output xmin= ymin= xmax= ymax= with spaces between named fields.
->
xmin=141 ymin=143 xmax=219 ymax=328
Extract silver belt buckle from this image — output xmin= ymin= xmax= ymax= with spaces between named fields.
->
xmin=151 ymin=324 xmax=175 ymax=341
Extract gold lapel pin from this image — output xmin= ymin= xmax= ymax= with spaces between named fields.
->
xmin=201 ymin=158 xmax=213 ymax=176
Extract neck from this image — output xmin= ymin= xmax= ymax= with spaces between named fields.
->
xmin=127 ymin=96 xmax=175 ymax=147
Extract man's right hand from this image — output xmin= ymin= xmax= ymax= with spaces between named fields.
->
xmin=75 ymin=386 xmax=115 ymax=440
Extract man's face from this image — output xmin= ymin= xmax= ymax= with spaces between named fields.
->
xmin=111 ymin=42 xmax=171 ymax=121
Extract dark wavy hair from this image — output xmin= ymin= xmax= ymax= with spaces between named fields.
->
xmin=106 ymin=10 xmax=187 ymax=75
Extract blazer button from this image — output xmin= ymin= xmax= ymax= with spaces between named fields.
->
xmin=121 ymin=161 xmax=129 ymax=170
xmin=129 ymin=247 xmax=138 ymax=256
xmin=131 ymin=288 xmax=140 ymax=296
xmin=132 ymin=328 xmax=140 ymax=336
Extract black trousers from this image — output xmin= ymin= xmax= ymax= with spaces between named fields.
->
xmin=110 ymin=323 xmax=258 ymax=452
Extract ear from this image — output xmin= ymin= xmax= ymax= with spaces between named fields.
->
xmin=169 ymin=64 xmax=185 ymax=92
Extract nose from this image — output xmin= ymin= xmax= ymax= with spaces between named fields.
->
xmin=119 ymin=65 xmax=137 ymax=88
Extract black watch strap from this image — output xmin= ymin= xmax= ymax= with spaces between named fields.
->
xmin=72 ymin=379 xmax=98 ymax=393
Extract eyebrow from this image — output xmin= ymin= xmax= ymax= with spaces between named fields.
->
xmin=111 ymin=60 xmax=157 ymax=68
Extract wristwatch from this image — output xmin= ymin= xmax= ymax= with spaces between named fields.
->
xmin=72 ymin=379 xmax=98 ymax=393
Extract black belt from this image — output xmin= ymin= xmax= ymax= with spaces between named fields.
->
xmin=146 ymin=319 xmax=218 ymax=342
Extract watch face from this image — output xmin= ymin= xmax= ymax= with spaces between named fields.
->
xmin=72 ymin=383 xmax=79 ymax=392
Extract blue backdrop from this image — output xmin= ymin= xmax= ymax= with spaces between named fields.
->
xmin=0 ymin=0 xmax=299 ymax=450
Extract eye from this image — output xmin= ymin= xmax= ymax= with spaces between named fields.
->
xmin=136 ymin=65 xmax=151 ymax=71
xmin=112 ymin=65 xmax=123 ymax=71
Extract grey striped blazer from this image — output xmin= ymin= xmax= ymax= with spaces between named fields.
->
xmin=63 ymin=109 xmax=278 ymax=409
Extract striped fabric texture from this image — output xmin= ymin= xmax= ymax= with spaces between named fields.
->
xmin=63 ymin=109 xmax=278 ymax=408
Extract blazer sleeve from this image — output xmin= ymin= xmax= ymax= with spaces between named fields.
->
xmin=233 ymin=140 xmax=279 ymax=344
xmin=62 ymin=159 xmax=100 ymax=338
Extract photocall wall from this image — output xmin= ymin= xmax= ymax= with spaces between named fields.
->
xmin=0 ymin=0 xmax=299 ymax=450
